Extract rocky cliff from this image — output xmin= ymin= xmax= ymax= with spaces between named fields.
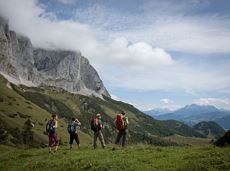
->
xmin=0 ymin=16 xmax=110 ymax=97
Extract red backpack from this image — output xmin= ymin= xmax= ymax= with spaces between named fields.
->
xmin=91 ymin=117 xmax=102 ymax=131
xmin=116 ymin=114 xmax=124 ymax=130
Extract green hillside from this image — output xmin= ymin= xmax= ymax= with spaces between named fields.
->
xmin=0 ymin=74 xmax=206 ymax=147
xmin=0 ymin=75 xmax=91 ymax=147
xmin=0 ymin=145 xmax=230 ymax=171
xmin=193 ymin=121 xmax=225 ymax=139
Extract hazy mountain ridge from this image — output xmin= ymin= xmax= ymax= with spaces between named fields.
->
xmin=144 ymin=108 xmax=172 ymax=116
xmin=154 ymin=104 xmax=230 ymax=129
xmin=216 ymin=115 xmax=230 ymax=130
xmin=0 ymin=15 xmax=109 ymax=97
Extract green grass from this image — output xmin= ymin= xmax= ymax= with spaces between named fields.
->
xmin=162 ymin=134 xmax=212 ymax=146
xmin=0 ymin=145 xmax=230 ymax=171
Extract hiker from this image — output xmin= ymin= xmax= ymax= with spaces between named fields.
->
xmin=68 ymin=117 xmax=81 ymax=149
xmin=112 ymin=111 xmax=129 ymax=150
xmin=91 ymin=113 xmax=106 ymax=149
xmin=46 ymin=114 xmax=59 ymax=153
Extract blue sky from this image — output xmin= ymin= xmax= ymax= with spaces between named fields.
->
xmin=0 ymin=0 xmax=230 ymax=110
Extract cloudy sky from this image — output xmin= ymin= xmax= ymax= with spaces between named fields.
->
xmin=0 ymin=0 xmax=230 ymax=110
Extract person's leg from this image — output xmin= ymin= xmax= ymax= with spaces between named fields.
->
xmin=49 ymin=133 xmax=56 ymax=152
xmin=93 ymin=131 xmax=98 ymax=149
xmin=69 ymin=133 xmax=74 ymax=149
xmin=122 ymin=130 xmax=127 ymax=147
xmin=115 ymin=131 xmax=122 ymax=144
xmin=112 ymin=130 xmax=122 ymax=150
xmin=53 ymin=133 xmax=59 ymax=152
xmin=48 ymin=133 xmax=52 ymax=152
xmin=98 ymin=130 xmax=106 ymax=148
xmin=75 ymin=133 xmax=80 ymax=149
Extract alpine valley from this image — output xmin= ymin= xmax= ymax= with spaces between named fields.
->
xmin=0 ymin=15 xmax=226 ymax=148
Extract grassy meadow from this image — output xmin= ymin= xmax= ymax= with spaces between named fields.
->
xmin=1 ymin=75 xmax=230 ymax=171
xmin=0 ymin=144 xmax=230 ymax=171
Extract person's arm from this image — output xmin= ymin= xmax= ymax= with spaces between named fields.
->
xmin=54 ymin=120 xmax=58 ymax=128
xmin=113 ymin=118 xmax=117 ymax=124
xmin=113 ymin=118 xmax=117 ymax=128
xmin=75 ymin=119 xmax=81 ymax=126
xmin=126 ymin=117 xmax=129 ymax=125
xmin=124 ymin=117 xmax=129 ymax=126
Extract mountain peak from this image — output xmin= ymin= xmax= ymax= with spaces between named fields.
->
xmin=185 ymin=104 xmax=217 ymax=109
xmin=180 ymin=104 xmax=219 ymax=114
xmin=0 ymin=15 xmax=110 ymax=97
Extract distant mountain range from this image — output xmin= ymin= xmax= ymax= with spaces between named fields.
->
xmin=144 ymin=108 xmax=172 ymax=116
xmin=145 ymin=104 xmax=230 ymax=129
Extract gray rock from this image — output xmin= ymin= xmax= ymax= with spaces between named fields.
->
xmin=0 ymin=15 xmax=110 ymax=97
xmin=33 ymin=48 xmax=110 ymax=96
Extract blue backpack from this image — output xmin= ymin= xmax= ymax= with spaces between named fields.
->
xmin=68 ymin=123 xmax=76 ymax=134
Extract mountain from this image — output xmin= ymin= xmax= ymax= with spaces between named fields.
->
xmin=0 ymin=73 xmax=207 ymax=147
xmin=193 ymin=121 xmax=225 ymax=139
xmin=155 ymin=104 xmax=230 ymax=128
xmin=144 ymin=108 xmax=172 ymax=117
xmin=156 ymin=104 xmax=219 ymax=120
xmin=0 ymin=15 xmax=209 ymax=147
xmin=169 ymin=104 xmax=219 ymax=118
xmin=216 ymin=115 xmax=230 ymax=130
xmin=0 ymin=16 xmax=109 ymax=97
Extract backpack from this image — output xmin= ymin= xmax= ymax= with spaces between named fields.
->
xmin=116 ymin=114 xmax=124 ymax=130
xmin=68 ymin=123 xmax=76 ymax=134
xmin=46 ymin=120 xmax=55 ymax=133
xmin=91 ymin=118 xmax=102 ymax=132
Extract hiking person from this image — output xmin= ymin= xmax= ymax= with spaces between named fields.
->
xmin=68 ymin=117 xmax=81 ymax=149
xmin=112 ymin=111 xmax=129 ymax=150
xmin=91 ymin=113 xmax=106 ymax=149
xmin=46 ymin=114 xmax=59 ymax=153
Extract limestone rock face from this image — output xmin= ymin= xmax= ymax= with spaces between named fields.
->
xmin=33 ymin=49 xmax=110 ymax=96
xmin=0 ymin=16 xmax=37 ymax=83
xmin=0 ymin=16 xmax=110 ymax=97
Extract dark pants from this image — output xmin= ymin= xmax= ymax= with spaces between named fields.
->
xmin=115 ymin=129 xmax=127 ymax=147
xmin=48 ymin=132 xmax=59 ymax=147
xmin=93 ymin=130 xmax=105 ymax=148
xmin=69 ymin=133 xmax=80 ymax=145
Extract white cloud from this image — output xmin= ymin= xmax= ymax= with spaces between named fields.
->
xmin=0 ymin=0 xmax=230 ymax=100
xmin=122 ymin=17 xmax=230 ymax=54
xmin=110 ymin=94 xmax=120 ymax=101
xmin=160 ymin=99 xmax=174 ymax=104
xmin=56 ymin=0 xmax=75 ymax=4
xmin=94 ymin=37 xmax=174 ymax=68
xmin=129 ymin=100 xmax=181 ymax=111
xmin=101 ymin=59 xmax=230 ymax=94
xmin=0 ymin=0 xmax=173 ymax=69
xmin=131 ymin=102 xmax=157 ymax=111
xmin=193 ymin=98 xmax=230 ymax=109
xmin=75 ymin=2 xmax=230 ymax=54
